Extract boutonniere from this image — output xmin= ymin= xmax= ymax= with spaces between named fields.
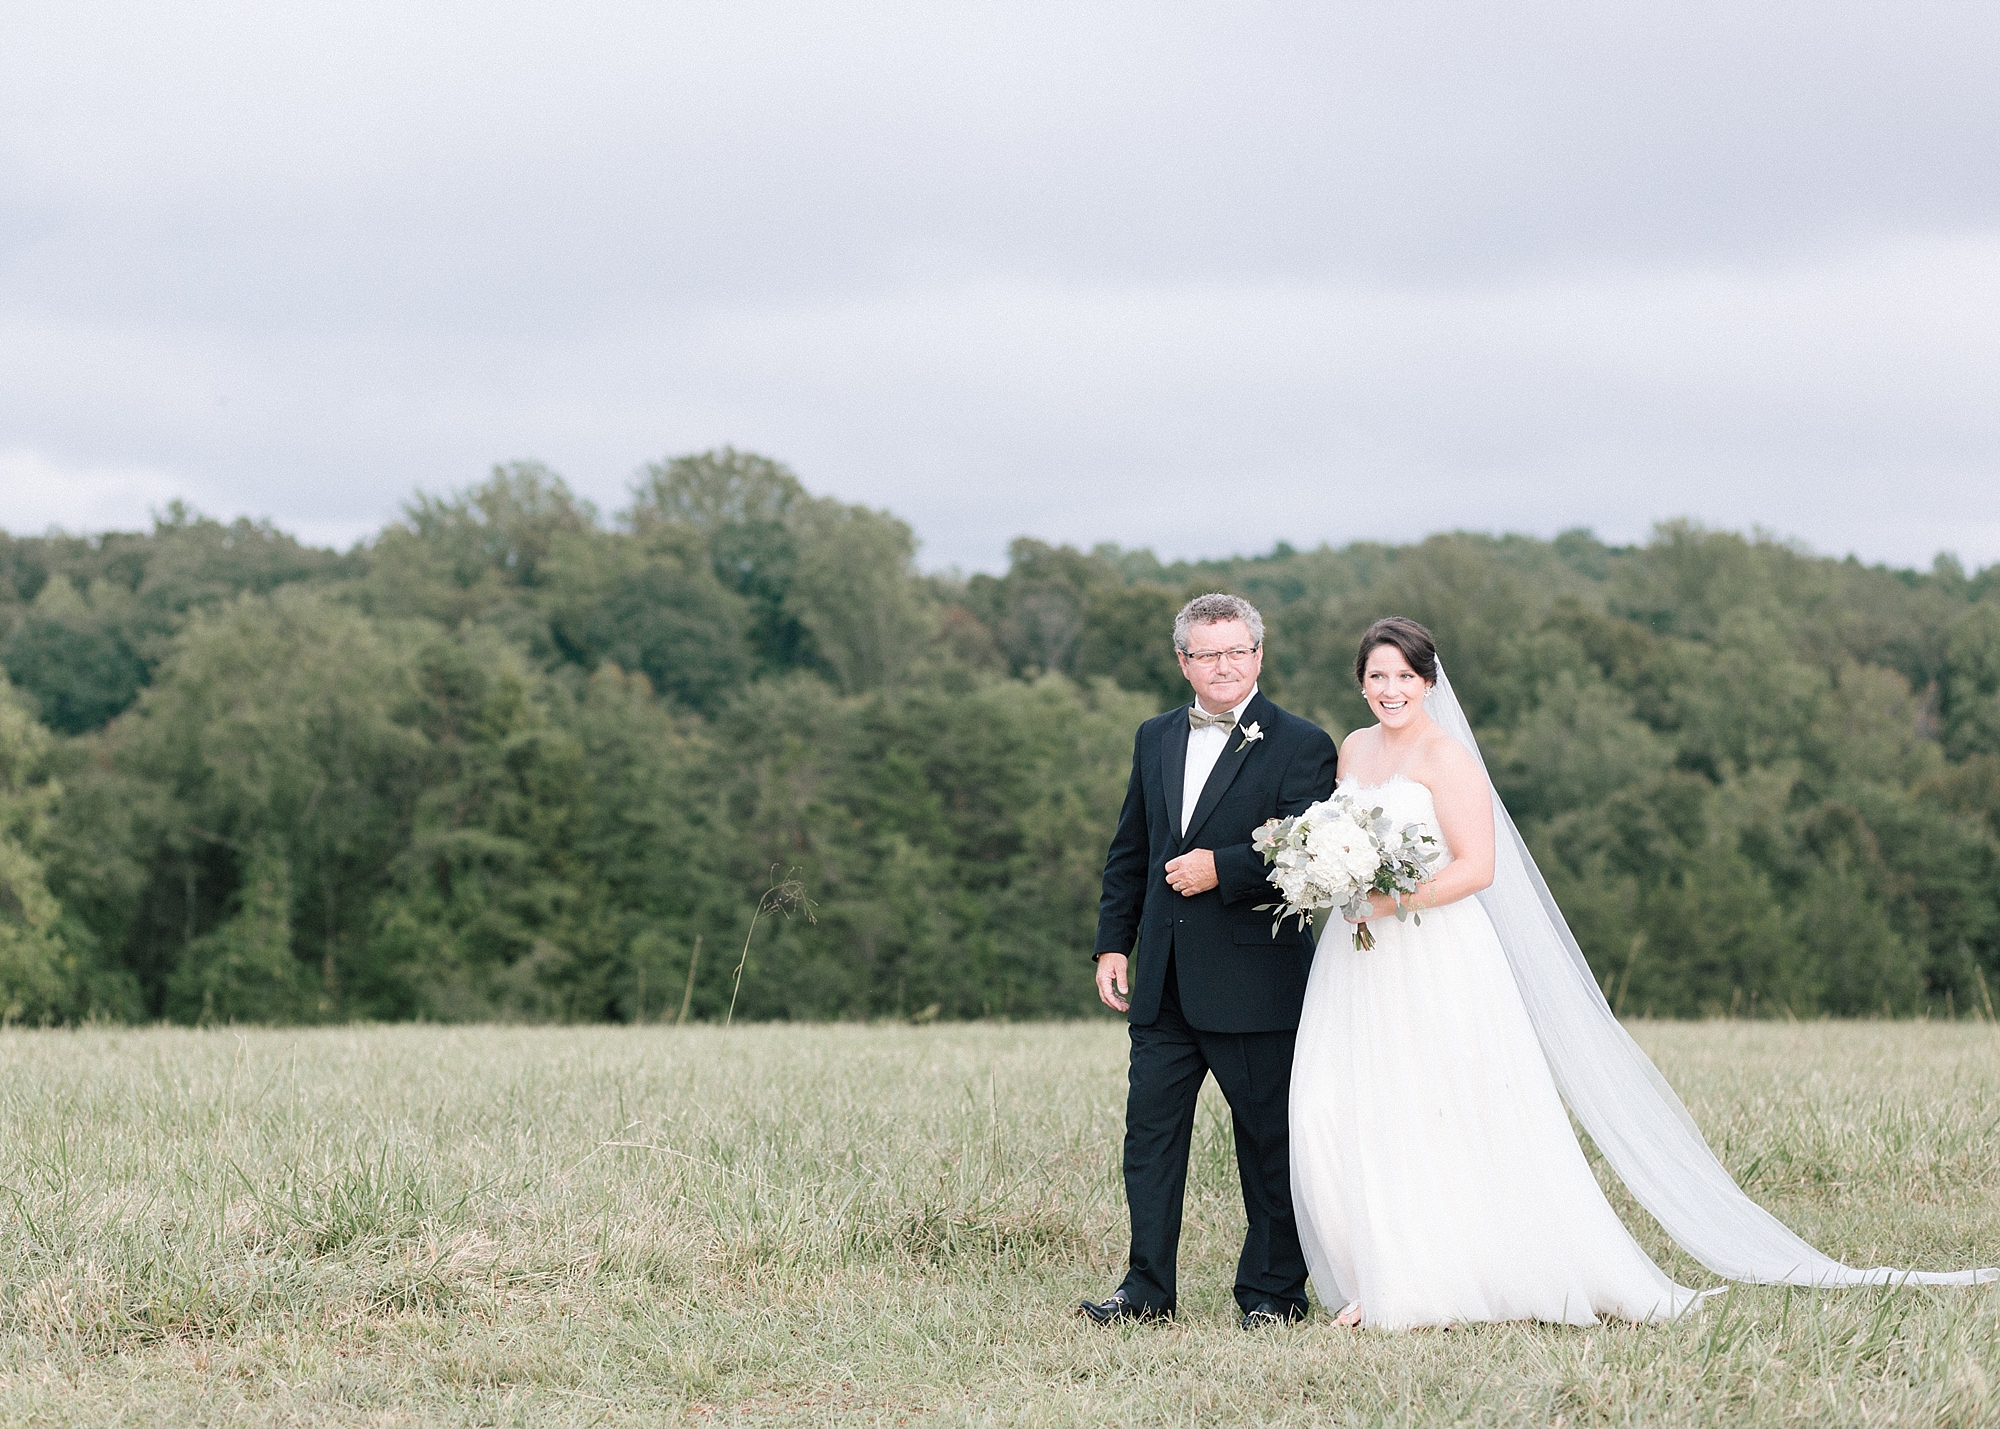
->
xmin=1235 ymin=722 xmax=1264 ymax=753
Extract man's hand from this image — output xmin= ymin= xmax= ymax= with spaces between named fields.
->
xmin=1095 ymin=953 xmax=1131 ymax=1012
xmin=1164 ymin=849 xmax=1218 ymax=897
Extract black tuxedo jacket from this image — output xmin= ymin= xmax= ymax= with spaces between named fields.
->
xmin=1093 ymin=691 xmax=1338 ymax=1033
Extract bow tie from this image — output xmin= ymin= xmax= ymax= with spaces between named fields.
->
xmin=1189 ymin=706 xmax=1237 ymax=732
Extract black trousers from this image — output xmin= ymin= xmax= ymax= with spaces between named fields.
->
xmin=1118 ymin=953 xmax=1307 ymax=1316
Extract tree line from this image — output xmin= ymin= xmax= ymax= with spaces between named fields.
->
xmin=3 ymin=449 xmax=1998 ymax=1024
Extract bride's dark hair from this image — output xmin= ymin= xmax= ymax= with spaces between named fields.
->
xmin=1354 ymin=616 xmax=1439 ymax=686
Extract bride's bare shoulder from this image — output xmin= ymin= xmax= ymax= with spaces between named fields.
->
xmin=1416 ymin=729 xmax=1483 ymax=792
xmin=1338 ymin=725 xmax=1381 ymax=765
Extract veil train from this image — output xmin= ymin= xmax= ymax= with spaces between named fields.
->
xmin=1425 ymin=661 xmax=1996 ymax=1288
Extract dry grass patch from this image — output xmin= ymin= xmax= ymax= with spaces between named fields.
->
xmin=0 ymin=1020 xmax=1995 ymax=1426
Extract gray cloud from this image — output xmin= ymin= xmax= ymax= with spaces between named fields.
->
xmin=3 ymin=1 xmax=1997 ymax=568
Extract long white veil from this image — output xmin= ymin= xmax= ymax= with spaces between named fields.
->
xmin=1425 ymin=661 xmax=1996 ymax=1287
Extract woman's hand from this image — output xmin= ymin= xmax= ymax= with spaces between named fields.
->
xmin=1345 ymin=891 xmax=1400 ymax=923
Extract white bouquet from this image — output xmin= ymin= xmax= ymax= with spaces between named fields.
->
xmin=1252 ymin=794 xmax=1446 ymax=950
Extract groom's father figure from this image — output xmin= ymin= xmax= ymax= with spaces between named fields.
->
xmin=1080 ymin=593 xmax=1337 ymax=1330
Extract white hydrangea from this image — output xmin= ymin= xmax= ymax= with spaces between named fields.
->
xmin=1252 ymin=791 xmax=1447 ymax=950
xmin=1302 ymin=812 xmax=1377 ymax=884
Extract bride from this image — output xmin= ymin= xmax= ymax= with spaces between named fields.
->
xmin=1289 ymin=616 xmax=1995 ymax=1331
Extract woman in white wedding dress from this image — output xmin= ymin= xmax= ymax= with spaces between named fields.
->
xmin=1289 ymin=617 xmax=1994 ymax=1331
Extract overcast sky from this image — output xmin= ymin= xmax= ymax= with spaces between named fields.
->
xmin=3 ymin=2 xmax=1997 ymax=572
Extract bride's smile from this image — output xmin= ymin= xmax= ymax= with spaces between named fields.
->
xmin=1361 ymin=645 xmax=1431 ymax=730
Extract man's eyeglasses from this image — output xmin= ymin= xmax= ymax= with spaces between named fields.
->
xmin=1181 ymin=644 xmax=1261 ymax=668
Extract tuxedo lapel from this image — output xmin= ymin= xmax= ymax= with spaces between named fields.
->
xmin=1160 ymin=705 xmax=1191 ymax=850
xmin=1181 ymin=693 xmax=1268 ymax=849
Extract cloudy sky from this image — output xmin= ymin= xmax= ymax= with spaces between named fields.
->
xmin=3 ymin=2 xmax=1997 ymax=571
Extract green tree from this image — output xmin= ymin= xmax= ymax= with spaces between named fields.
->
xmin=546 ymin=523 xmax=755 ymax=713
xmin=783 ymin=499 xmax=937 ymax=694
xmin=700 ymin=673 xmax=1150 ymax=1020
xmin=1788 ymin=803 xmax=1926 ymax=1015
xmin=1488 ymin=667 xmax=1672 ymax=825
xmin=12 ymin=450 xmax=2000 ymax=1025
xmin=1074 ymin=583 xmax=1189 ymax=709
xmin=961 ymin=539 xmax=1119 ymax=677
xmin=1941 ymin=604 xmax=2000 ymax=758
xmin=0 ymin=677 xmax=76 ymax=1022
xmin=627 ymin=449 xmax=815 ymax=671
xmin=359 ymin=463 xmax=594 ymax=645
xmin=1 ymin=585 xmax=149 ymax=734
xmin=166 ymin=838 xmax=312 ymax=1023
xmin=0 ymin=506 xmax=352 ymax=734
xmin=105 ymin=589 xmax=426 ymax=1018
xmin=368 ymin=628 xmax=637 ymax=1020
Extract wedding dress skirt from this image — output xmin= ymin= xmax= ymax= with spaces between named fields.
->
xmin=1290 ymin=776 xmax=1709 ymax=1330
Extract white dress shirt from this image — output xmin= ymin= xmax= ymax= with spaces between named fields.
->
xmin=1181 ymin=686 xmax=1258 ymax=837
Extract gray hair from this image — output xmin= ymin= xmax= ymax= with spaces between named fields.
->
xmin=1173 ymin=592 xmax=1265 ymax=652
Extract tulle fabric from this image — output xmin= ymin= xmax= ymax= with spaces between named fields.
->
xmin=1291 ymin=776 xmax=1709 ymax=1328
xmin=1409 ymin=665 xmax=1993 ymax=1290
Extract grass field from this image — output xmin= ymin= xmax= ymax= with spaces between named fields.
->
xmin=1 ymin=1020 xmax=1996 ymax=1427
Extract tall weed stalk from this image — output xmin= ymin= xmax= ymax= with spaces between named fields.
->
xmin=724 ymin=868 xmax=815 ymax=1027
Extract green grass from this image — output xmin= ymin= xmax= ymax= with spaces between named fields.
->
xmin=1 ymin=1021 xmax=1996 ymax=1426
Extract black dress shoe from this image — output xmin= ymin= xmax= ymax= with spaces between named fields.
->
xmin=1077 ymin=1291 xmax=1171 ymax=1324
xmin=1240 ymin=1300 xmax=1306 ymax=1330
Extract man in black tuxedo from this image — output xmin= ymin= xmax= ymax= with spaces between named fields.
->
xmin=1079 ymin=593 xmax=1338 ymax=1329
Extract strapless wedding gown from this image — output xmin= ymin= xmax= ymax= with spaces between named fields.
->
xmin=1290 ymin=776 xmax=1709 ymax=1329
